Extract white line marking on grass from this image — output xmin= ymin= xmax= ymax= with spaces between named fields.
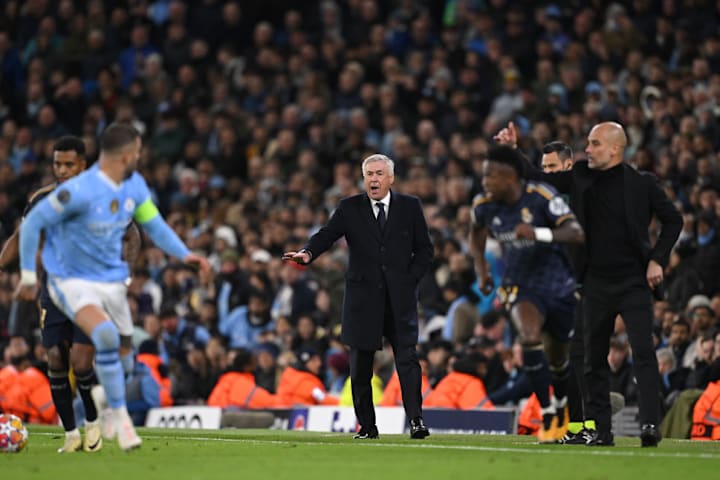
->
xmin=34 ymin=432 xmax=718 ymax=460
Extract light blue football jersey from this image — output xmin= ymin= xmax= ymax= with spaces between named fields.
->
xmin=28 ymin=164 xmax=150 ymax=282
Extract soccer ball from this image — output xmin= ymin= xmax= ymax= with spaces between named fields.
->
xmin=0 ymin=414 xmax=29 ymax=453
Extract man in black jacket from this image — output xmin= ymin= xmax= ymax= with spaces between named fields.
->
xmin=283 ymin=153 xmax=433 ymax=440
xmin=504 ymin=121 xmax=682 ymax=446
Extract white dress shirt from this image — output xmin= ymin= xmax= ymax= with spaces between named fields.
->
xmin=371 ymin=192 xmax=391 ymax=219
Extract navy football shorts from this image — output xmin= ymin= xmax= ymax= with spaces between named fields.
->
xmin=497 ymin=285 xmax=577 ymax=342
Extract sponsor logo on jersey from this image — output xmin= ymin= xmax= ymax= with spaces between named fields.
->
xmin=521 ymin=207 xmax=533 ymax=224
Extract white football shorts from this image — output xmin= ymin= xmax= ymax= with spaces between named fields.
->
xmin=47 ymin=275 xmax=134 ymax=336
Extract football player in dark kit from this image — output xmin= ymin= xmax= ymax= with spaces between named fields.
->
xmin=505 ymin=122 xmax=682 ymax=447
xmin=495 ymin=128 xmax=595 ymax=442
xmin=469 ymin=145 xmax=585 ymax=443
xmin=0 ymin=136 xmax=107 ymax=453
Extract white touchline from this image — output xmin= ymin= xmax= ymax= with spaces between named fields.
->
xmin=32 ymin=432 xmax=720 ymax=460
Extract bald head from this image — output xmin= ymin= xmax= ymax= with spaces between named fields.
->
xmin=585 ymin=122 xmax=627 ymax=170
xmin=597 ymin=122 xmax=627 ymax=148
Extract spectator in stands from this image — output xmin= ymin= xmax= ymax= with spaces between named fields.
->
xmin=127 ymin=339 xmax=172 ymax=425
xmin=424 ymin=352 xmax=493 ymax=410
xmin=171 ymin=342 xmax=218 ymax=405
xmin=0 ymin=337 xmax=56 ymax=424
xmin=159 ymin=305 xmax=211 ymax=367
xmin=657 ymin=347 xmax=690 ymax=410
xmin=218 ymin=288 xmax=275 ymax=350
xmin=254 ymin=342 xmax=280 ymax=393
xmin=440 ymin=279 xmax=480 ymax=347
xmin=208 ymin=347 xmax=277 ymax=409
xmin=608 ymin=335 xmax=637 ymax=406
xmin=682 ymin=296 xmax=718 ymax=368
xmin=276 ymin=348 xmax=337 ymax=407
xmin=669 ymin=318 xmax=692 ymax=367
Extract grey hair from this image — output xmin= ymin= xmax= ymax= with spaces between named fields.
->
xmin=656 ymin=347 xmax=676 ymax=371
xmin=362 ymin=154 xmax=395 ymax=176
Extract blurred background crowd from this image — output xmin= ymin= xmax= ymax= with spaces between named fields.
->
xmin=2 ymin=0 xmax=720 ymax=421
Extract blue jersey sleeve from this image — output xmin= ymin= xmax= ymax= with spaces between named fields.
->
xmin=131 ymin=174 xmax=190 ymax=260
xmin=19 ymin=181 xmax=89 ymax=275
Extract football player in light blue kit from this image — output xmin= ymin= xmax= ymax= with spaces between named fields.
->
xmin=15 ymin=124 xmax=210 ymax=451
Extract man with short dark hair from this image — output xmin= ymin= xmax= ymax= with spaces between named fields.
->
xmin=16 ymin=123 xmax=210 ymax=451
xmin=541 ymin=141 xmax=574 ymax=173
xmin=469 ymin=145 xmax=585 ymax=443
xmin=0 ymin=135 xmax=105 ymax=453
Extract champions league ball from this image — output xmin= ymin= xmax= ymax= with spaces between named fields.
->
xmin=0 ymin=414 xmax=29 ymax=453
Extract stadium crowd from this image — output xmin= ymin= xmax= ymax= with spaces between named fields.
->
xmin=2 ymin=0 xmax=720 ymax=436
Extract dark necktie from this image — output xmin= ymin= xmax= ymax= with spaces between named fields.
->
xmin=376 ymin=202 xmax=386 ymax=231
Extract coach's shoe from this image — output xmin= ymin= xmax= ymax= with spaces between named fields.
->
xmin=91 ymin=385 xmax=115 ymax=440
xmin=586 ymin=430 xmax=615 ymax=447
xmin=83 ymin=419 xmax=103 ymax=452
xmin=58 ymin=429 xmax=82 ymax=453
xmin=353 ymin=425 xmax=379 ymax=439
xmin=116 ymin=411 xmax=142 ymax=451
xmin=560 ymin=428 xmax=594 ymax=445
xmin=410 ymin=417 xmax=430 ymax=439
xmin=640 ymin=424 xmax=661 ymax=448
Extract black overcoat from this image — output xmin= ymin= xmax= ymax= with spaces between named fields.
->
xmin=305 ymin=192 xmax=433 ymax=350
xmin=535 ymin=160 xmax=682 ymax=277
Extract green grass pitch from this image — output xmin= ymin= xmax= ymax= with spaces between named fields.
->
xmin=3 ymin=426 xmax=719 ymax=480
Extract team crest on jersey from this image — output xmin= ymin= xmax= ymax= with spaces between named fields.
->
xmin=124 ymin=198 xmax=135 ymax=212
xmin=110 ymin=199 xmax=119 ymax=213
xmin=549 ymin=196 xmax=571 ymax=216
xmin=521 ymin=207 xmax=533 ymax=224
xmin=491 ymin=216 xmax=502 ymax=226
xmin=57 ymin=189 xmax=70 ymax=204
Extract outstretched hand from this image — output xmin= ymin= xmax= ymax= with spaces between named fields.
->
xmin=184 ymin=252 xmax=211 ymax=273
xmin=282 ymin=251 xmax=310 ymax=265
xmin=493 ymin=121 xmax=518 ymax=148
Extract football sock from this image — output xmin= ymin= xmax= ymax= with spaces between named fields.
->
xmin=75 ymin=369 xmax=99 ymax=422
xmin=91 ymin=320 xmax=126 ymax=409
xmin=550 ymin=358 xmax=570 ymax=401
xmin=49 ymin=370 xmax=76 ymax=431
xmin=523 ymin=345 xmax=552 ymax=408
xmin=568 ymin=422 xmax=584 ymax=434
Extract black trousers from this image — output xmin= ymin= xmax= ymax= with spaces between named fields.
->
xmin=349 ymin=292 xmax=422 ymax=429
xmin=583 ymin=274 xmax=660 ymax=433
xmin=567 ymin=294 xmax=589 ymax=423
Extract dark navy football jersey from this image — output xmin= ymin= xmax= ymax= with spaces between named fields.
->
xmin=472 ymin=181 xmax=577 ymax=298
